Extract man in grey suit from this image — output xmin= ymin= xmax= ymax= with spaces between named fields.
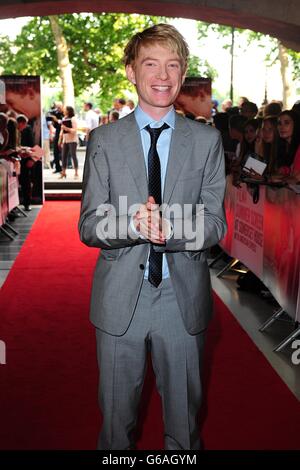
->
xmin=79 ymin=23 xmax=226 ymax=450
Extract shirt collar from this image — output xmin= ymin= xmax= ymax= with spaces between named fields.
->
xmin=134 ymin=105 xmax=175 ymax=131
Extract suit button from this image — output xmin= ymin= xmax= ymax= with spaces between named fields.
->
xmin=139 ymin=264 xmax=145 ymax=270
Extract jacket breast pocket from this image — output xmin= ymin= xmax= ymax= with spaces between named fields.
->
xmin=178 ymin=168 xmax=203 ymax=182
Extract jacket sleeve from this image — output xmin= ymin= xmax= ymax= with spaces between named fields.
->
xmin=154 ymin=132 xmax=227 ymax=253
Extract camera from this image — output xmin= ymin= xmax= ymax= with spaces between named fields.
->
xmin=46 ymin=111 xmax=55 ymax=122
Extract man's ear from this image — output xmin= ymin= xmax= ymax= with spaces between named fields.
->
xmin=126 ymin=64 xmax=136 ymax=85
xmin=181 ymin=69 xmax=187 ymax=86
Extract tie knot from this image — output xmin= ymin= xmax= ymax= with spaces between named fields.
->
xmin=145 ymin=123 xmax=169 ymax=143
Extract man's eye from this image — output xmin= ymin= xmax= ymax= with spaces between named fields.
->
xmin=145 ymin=62 xmax=155 ymax=66
xmin=169 ymin=63 xmax=179 ymax=68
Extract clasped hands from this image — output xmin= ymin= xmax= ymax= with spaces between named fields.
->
xmin=133 ymin=196 xmax=169 ymax=244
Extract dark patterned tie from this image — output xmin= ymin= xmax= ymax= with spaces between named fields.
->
xmin=145 ymin=123 xmax=169 ymax=287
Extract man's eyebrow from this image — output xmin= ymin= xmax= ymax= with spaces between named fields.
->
xmin=141 ymin=56 xmax=158 ymax=63
xmin=141 ymin=56 xmax=181 ymax=64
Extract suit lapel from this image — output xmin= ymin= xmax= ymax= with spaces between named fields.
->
xmin=118 ymin=112 xmax=192 ymax=204
xmin=163 ymin=114 xmax=192 ymax=204
xmin=119 ymin=113 xmax=148 ymax=202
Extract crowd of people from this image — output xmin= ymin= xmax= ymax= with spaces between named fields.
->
xmin=0 ymin=104 xmax=39 ymax=211
xmin=0 ymin=96 xmax=135 ymax=210
xmin=42 ymin=98 xmax=135 ymax=178
xmin=44 ymin=94 xmax=300 ymax=188
xmin=210 ymin=97 xmax=300 ymax=187
xmin=1 ymin=92 xmax=300 ymax=211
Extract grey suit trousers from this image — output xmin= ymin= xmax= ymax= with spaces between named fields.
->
xmin=96 ymin=277 xmax=205 ymax=450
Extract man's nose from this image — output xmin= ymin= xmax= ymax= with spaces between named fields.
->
xmin=156 ymin=65 xmax=168 ymax=80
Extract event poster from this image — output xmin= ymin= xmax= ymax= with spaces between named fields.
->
xmin=231 ymin=184 xmax=265 ymax=279
xmin=263 ymin=187 xmax=300 ymax=320
xmin=174 ymin=77 xmax=212 ymax=119
xmin=0 ymin=75 xmax=43 ymax=204
xmin=219 ymin=175 xmax=236 ymax=255
xmin=221 ymin=178 xmax=300 ymax=321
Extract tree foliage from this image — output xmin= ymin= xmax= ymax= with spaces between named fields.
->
xmin=197 ymin=21 xmax=300 ymax=83
xmin=0 ymin=13 xmax=161 ymax=111
xmin=187 ymin=54 xmax=218 ymax=80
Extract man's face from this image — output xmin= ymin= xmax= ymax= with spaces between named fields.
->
xmin=56 ymin=103 xmax=63 ymax=112
xmin=126 ymin=43 xmax=186 ymax=118
xmin=6 ymin=89 xmax=39 ymax=118
xmin=113 ymin=100 xmax=121 ymax=111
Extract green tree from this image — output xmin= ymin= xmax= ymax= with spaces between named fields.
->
xmin=197 ymin=21 xmax=300 ymax=108
xmin=49 ymin=15 xmax=75 ymax=107
xmin=0 ymin=13 xmax=161 ymax=111
xmin=197 ymin=23 xmax=246 ymax=103
xmin=247 ymin=30 xmax=299 ymax=108
xmin=187 ymin=54 xmax=218 ymax=80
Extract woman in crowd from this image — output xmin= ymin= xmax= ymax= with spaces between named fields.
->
xmin=272 ymin=110 xmax=300 ymax=183
xmin=255 ymin=115 xmax=279 ymax=176
xmin=58 ymin=106 xmax=78 ymax=179
xmin=238 ymin=118 xmax=261 ymax=166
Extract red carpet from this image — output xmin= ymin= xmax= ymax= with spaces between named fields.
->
xmin=0 ymin=201 xmax=299 ymax=450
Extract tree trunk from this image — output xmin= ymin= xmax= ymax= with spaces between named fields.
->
xmin=49 ymin=15 xmax=75 ymax=107
xmin=278 ymin=41 xmax=293 ymax=109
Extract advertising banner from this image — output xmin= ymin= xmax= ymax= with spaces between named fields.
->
xmin=174 ymin=77 xmax=212 ymax=120
xmin=231 ymin=184 xmax=265 ymax=278
xmin=221 ymin=178 xmax=300 ymax=320
xmin=219 ymin=176 xmax=236 ymax=255
xmin=263 ymin=186 xmax=300 ymax=320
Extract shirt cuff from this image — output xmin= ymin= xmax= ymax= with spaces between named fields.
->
xmin=162 ymin=218 xmax=173 ymax=240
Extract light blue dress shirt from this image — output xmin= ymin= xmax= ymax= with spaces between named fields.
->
xmin=134 ymin=105 xmax=175 ymax=280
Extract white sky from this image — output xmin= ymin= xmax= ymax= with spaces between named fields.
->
xmin=0 ymin=16 xmax=298 ymax=106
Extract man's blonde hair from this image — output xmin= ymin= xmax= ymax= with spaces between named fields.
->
xmin=123 ymin=23 xmax=189 ymax=71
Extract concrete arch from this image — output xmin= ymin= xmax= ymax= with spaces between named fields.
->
xmin=0 ymin=1 xmax=300 ymax=52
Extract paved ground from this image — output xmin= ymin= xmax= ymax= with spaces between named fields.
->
xmin=43 ymin=146 xmax=86 ymax=183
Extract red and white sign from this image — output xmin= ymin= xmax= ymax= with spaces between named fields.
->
xmin=231 ymin=184 xmax=265 ymax=278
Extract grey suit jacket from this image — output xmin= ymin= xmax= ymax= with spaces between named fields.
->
xmin=79 ymin=112 xmax=227 ymax=335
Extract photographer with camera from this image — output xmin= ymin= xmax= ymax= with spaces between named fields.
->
xmin=47 ymin=102 xmax=64 ymax=173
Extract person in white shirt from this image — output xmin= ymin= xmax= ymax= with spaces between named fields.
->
xmin=83 ymin=102 xmax=99 ymax=140
xmin=118 ymin=98 xmax=132 ymax=118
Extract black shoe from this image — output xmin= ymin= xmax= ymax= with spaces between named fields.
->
xmin=52 ymin=170 xmax=61 ymax=174
xmin=24 ymin=206 xmax=32 ymax=211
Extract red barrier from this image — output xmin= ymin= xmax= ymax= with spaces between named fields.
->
xmin=220 ymin=177 xmax=300 ymax=321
